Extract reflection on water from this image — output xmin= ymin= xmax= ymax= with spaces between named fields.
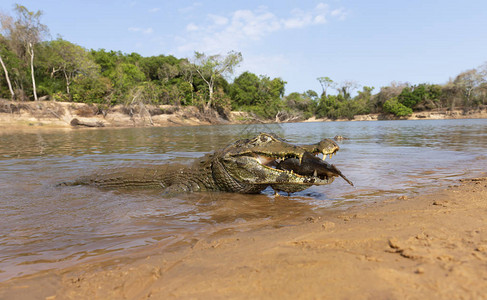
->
xmin=0 ymin=119 xmax=486 ymax=281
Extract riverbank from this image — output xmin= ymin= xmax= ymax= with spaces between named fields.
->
xmin=1 ymin=100 xmax=487 ymax=129
xmin=0 ymin=100 xmax=220 ymax=128
xmin=1 ymin=176 xmax=486 ymax=299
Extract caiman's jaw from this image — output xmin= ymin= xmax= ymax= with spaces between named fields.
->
xmin=220 ymin=133 xmax=352 ymax=190
xmin=254 ymin=154 xmax=335 ymax=183
xmin=224 ymin=133 xmax=339 ymax=163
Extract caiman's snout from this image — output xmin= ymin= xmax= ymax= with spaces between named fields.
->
xmin=276 ymin=152 xmax=354 ymax=186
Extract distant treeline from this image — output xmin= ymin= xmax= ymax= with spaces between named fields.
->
xmin=1 ymin=5 xmax=487 ymax=120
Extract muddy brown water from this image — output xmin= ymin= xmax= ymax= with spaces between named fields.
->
xmin=1 ymin=120 xmax=486 ymax=281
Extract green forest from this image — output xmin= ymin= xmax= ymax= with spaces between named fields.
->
xmin=1 ymin=5 xmax=487 ymax=121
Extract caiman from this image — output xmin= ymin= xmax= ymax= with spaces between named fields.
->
xmin=61 ymin=133 xmax=353 ymax=194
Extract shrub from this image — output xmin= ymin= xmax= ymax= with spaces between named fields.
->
xmin=383 ymin=97 xmax=413 ymax=117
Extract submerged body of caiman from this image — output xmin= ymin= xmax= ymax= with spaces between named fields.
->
xmin=62 ymin=133 xmax=352 ymax=194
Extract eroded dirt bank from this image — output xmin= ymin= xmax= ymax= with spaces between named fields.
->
xmin=0 ymin=100 xmax=239 ymax=128
xmin=1 ymin=177 xmax=486 ymax=299
xmin=1 ymin=100 xmax=487 ymax=129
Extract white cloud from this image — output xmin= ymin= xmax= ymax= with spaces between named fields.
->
xmin=331 ymin=8 xmax=347 ymax=20
xmin=178 ymin=2 xmax=203 ymax=13
xmin=186 ymin=23 xmax=199 ymax=31
xmin=282 ymin=16 xmax=311 ymax=29
xmin=231 ymin=10 xmax=280 ymax=39
xmin=282 ymin=8 xmax=311 ymax=29
xmin=149 ymin=7 xmax=160 ymax=13
xmin=208 ymin=14 xmax=229 ymax=26
xmin=314 ymin=15 xmax=327 ymax=24
xmin=175 ymin=3 xmax=347 ymax=55
xmin=316 ymin=3 xmax=329 ymax=11
xmin=176 ymin=9 xmax=281 ymax=54
xmin=128 ymin=27 xmax=154 ymax=35
xmin=280 ymin=3 xmax=341 ymax=28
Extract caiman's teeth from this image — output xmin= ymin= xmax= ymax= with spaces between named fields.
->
xmin=322 ymin=154 xmax=326 ymax=161
xmin=313 ymin=170 xmax=318 ymax=177
xmin=330 ymin=153 xmax=333 ymax=159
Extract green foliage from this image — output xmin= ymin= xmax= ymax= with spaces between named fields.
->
xmin=230 ymin=71 xmax=260 ymax=107
xmin=304 ymin=90 xmax=319 ymax=101
xmin=398 ymin=86 xmax=422 ymax=108
xmin=36 ymin=39 xmax=100 ymax=99
xmin=229 ymin=72 xmax=286 ymax=118
xmin=284 ymin=92 xmax=316 ymax=119
xmin=70 ymin=74 xmax=111 ymax=104
xmin=383 ymin=97 xmax=413 ymax=116
xmin=315 ymin=91 xmax=369 ymax=120
xmin=0 ymin=37 xmax=23 ymax=98
xmin=397 ymin=84 xmax=442 ymax=110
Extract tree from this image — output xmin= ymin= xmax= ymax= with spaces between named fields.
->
xmin=179 ymin=59 xmax=196 ymax=105
xmin=356 ymin=86 xmax=374 ymax=101
xmin=371 ymin=82 xmax=408 ymax=113
xmin=453 ymin=69 xmax=484 ymax=108
xmin=230 ymin=71 xmax=260 ymax=107
xmin=317 ymin=76 xmax=334 ymax=97
xmin=383 ymin=97 xmax=413 ymax=117
xmin=337 ymin=80 xmax=359 ymax=100
xmin=477 ymin=62 xmax=487 ymax=105
xmin=90 ymin=49 xmax=119 ymax=77
xmin=284 ymin=92 xmax=316 ymax=119
xmin=355 ymin=86 xmax=374 ymax=113
xmin=111 ymin=62 xmax=146 ymax=103
xmin=2 ymin=5 xmax=49 ymax=101
xmin=0 ymin=15 xmax=15 ymax=99
xmin=315 ymin=94 xmax=340 ymax=119
xmin=70 ymin=73 xmax=111 ymax=104
xmin=257 ymin=76 xmax=286 ymax=118
xmin=304 ymin=89 xmax=319 ymax=101
xmin=396 ymin=84 xmax=442 ymax=110
xmin=192 ymin=51 xmax=242 ymax=110
xmin=90 ymin=49 xmax=146 ymax=104
xmin=41 ymin=39 xmax=98 ymax=96
xmin=0 ymin=47 xmax=15 ymax=99
xmin=229 ymin=71 xmax=286 ymax=118
xmin=13 ymin=5 xmax=48 ymax=100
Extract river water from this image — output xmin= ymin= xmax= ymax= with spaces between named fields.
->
xmin=0 ymin=119 xmax=486 ymax=281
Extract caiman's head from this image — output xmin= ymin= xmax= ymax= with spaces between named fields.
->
xmin=212 ymin=133 xmax=353 ymax=194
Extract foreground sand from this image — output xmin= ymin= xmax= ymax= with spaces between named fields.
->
xmin=1 ymin=177 xmax=487 ymax=299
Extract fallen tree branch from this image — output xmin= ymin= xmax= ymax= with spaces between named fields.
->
xmin=70 ymin=118 xmax=104 ymax=127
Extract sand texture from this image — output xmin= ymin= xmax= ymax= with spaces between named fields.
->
xmin=1 ymin=177 xmax=486 ymax=299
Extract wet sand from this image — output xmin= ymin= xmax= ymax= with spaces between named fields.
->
xmin=1 ymin=177 xmax=486 ymax=299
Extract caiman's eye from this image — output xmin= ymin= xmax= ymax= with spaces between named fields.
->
xmin=260 ymin=135 xmax=272 ymax=142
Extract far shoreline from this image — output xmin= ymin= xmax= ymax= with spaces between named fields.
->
xmin=1 ymin=100 xmax=487 ymax=130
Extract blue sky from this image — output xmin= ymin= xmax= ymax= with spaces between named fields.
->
xmin=1 ymin=0 xmax=486 ymax=95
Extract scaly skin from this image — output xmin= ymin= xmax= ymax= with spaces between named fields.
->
xmin=61 ymin=133 xmax=351 ymax=194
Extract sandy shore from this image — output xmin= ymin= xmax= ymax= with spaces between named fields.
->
xmin=1 ymin=176 xmax=486 ymax=299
